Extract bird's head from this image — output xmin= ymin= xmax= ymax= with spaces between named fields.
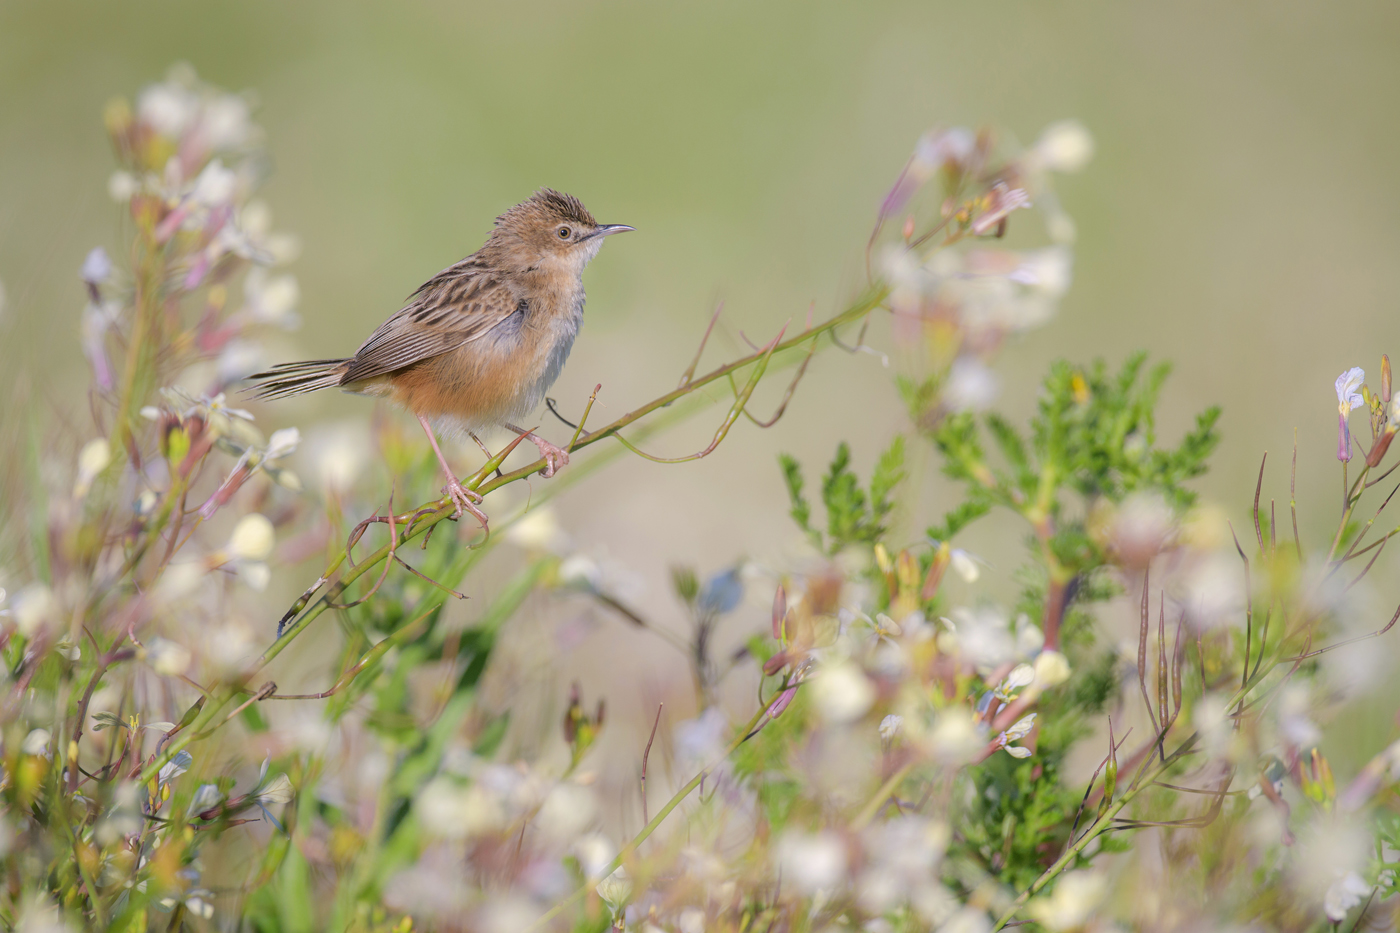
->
xmin=489 ymin=188 xmax=633 ymax=275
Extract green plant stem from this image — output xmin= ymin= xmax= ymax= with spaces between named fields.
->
xmin=137 ymin=288 xmax=887 ymax=787
xmin=852 ymin=760 xmax=915 ymax=830
xmin=525 ymin=703 xmax=771 ymax=932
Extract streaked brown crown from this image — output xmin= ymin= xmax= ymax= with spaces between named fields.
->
xmin=495 ymin=188 xmax=597 ymax=231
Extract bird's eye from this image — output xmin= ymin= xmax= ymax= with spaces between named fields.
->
xmin=557 ymin=226 xmax=571 ymax=239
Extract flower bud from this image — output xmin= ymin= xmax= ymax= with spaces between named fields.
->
xmin=228 ymin=513 xmax=274 ymax=562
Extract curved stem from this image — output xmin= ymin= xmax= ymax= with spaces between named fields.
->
xmin=526 ymin=703 xmax=771 ymax=932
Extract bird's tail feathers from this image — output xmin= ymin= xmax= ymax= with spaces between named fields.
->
xmin=244 ymin=359 xmax=349 ymax=400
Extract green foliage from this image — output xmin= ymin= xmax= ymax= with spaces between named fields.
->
xmin=780 ymin=436 xmax=906 ymax=555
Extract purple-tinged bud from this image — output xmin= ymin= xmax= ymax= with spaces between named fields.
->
xmin=1338 ymin=411 xmax=1353 ymax=462
xmin=766 ymin=685 xmax=798 ymax=720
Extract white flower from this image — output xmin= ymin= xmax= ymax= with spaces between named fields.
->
xmin=998 ymin=713 xmax=1037 ymax=758
xmin=1033 ymin=650 xmax=1071 ymax=689
xmin=776 ymin=831 xmax=847 ymax=893
xmin=1335 ymin=367 xmax=1366 ymax=416
xmin=228 ymin=514 xmax=275 ymax=562
xmin=558 ymin=554 xmax=602 ymax=590
xmin=970 ymin=184 xmax=1032 ymax=236
xmin=264 ymin=427 xmax=301 ymax=461
xmin=995 ymin=664 xmax=1036 ymax=701
xmin=506 ymin=507 xmax=568 ymax=552
xmin=190 ymin=159 xmax=237 ymax=208
xmin=138 ymin=81 xmax=199 ymax=137
xmin=21 ymin=729 xmax=51 ymax=756
xmin=1032 ymin=121 xmax=1095 ymax=174
xmin=147 ymin=637 xmax=191 ymax=676
xmin=12 ymin=584 xmax=56 ymax=637
xmin=929 ymin=708 xmax=982 ymax=762
xmin=947 ymin=606 xmax=1018 ymax=671
xmin=1027 ymin=871 xmax=1107 ymax=930
xmin=1008 ymin=247 xmax=1073 ymax=296
xmin=108 ymin=170 xmax=138 ymax=202
xmin=158 ymin=750 xmax=193 ymax=785
xmin=416 ymin=777 xmax=505 ymax=840
xmin=944 ymin=358 xmax=1000 ymax=413
xmin=254 ymin=773 xmax=294 ymax=805
xmin=810 ymin=660 xmax=875 ymax=723
xmin=73 ymin=438 xmax=112 ymax=498
xmin=536 ymin=783 xmax=597 ymax=842
xmin=241 ymin=267 xmax=300 ymax=325
xmin=1324 ymin=871 xmax=1370 ymax=922
xmin=81 ymin=247 xmax=112 ymax=285
xmin=200 ymin=94 xmax=253 ymax=150
xmin=949 ymin=548 xmax=981 ymax=583
xmin=879 ymin=714 xmax=904 ymax=741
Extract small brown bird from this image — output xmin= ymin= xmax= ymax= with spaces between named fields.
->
xmin=248 ymin=189 xmax=632 ymax=528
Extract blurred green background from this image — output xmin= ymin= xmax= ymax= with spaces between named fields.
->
xmin=3 ymin=1 xmax=1399 ymax=718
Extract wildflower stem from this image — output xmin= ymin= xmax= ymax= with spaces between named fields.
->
xmin=527 ymin=703 xmax=772 ymax=932
xmin=851 ymin=760 xmax=916 ymax=830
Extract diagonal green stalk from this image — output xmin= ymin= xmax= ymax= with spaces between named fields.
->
xmin=525 ymin=703 xmax=772 ymax=932
xmin=137 ymin=287 xmax=886 ymax=786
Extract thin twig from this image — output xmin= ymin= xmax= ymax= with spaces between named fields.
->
xmin=641 ymin=703 xmax=663 ymax=825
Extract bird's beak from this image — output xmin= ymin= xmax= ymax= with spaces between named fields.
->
xmin=592 ymin=224 xmax=635 ymax=238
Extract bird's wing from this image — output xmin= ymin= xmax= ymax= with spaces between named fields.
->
xmin=338 ymin=262 xmax=520 ymax=386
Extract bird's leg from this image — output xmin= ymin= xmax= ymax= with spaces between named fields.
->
xmin=502 ymin=422 xmax=571 ymax=478
xmin=415 ymin=413 xmax=488 ymax=531
xmin=468 ymin=432 xmax=505 ymax=480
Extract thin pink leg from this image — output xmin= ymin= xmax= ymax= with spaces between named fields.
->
xmin=415 ymin=413 xmax=488 ymax=530
xmin=502 ymin=422 xmax=571 ymax=478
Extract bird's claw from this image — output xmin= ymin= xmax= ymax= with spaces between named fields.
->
xmin=530 ymin=438 xmax=570 ymax=478
xmin=442 ymin=480 xmax=488 ymax=532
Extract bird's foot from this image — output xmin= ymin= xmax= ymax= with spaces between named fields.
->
xmin=442 ymin=479 xmax=489 ymax=532
xmin=528 ymin=436 xmax=571 ymax=478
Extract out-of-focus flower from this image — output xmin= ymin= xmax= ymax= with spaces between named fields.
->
xmin=108 ymin=171 xmax=137 ymax=202
xmin=1179 ymin=552 xmax=1246 ymax=630
xmin=970 ymin=184 xmax=1032 ymax=236
xmin=944 ymin=358 xmax=1000 ymax=413
xmin=158 ymin=750 xmax=193 ymax=785
xmin=776 ymin=831 xmax=847 ymax=894
xmin=240 ymin=267 xmax=300 ymax=327
xmin=1277 ymin=684 xmax=1322 ymax=748
xmin=674 ymin=708 xmax=730 ymax=770
xmin=1026 ymin=871 xmax=1107 ymax=930
xmin=21 ymin=729 xmax=51 ymax=756
xmin=415 ymin=777 xmax=503 ymax=840
xmin=994 ymin=664 xmax=1035 ymax=702
xmin=945 ymin=606 xmax=1020 ymax=671
xmin=949 ymin=548 xmax=981 ymax=582
xmin=228 ymin=513 xmax=274 ymax=561
xmin=1033 ymin=650 xmax=1071 ymax=689
xmin=147 ymin=637 xmax=191 ymax=676
xmin=879 ymin=714 xmax=904 ymax=741
xmin=1336 ymin=367 xmax=1366 ymax=461
xmin=12 ymin=584 xmax=56 ymax=637
xmin=254 ymin=773 xmax=294 ymax=806
xmin=73 ymin=438 xmax=112 ymax=498
xmin=536 ymin=782 xmax=597 ymax=843
xmin=997 ymin=713 xmax=1037 ymax=759
xmin=1323 ymin=871 xmax=1370 ymax=922
xmin=929 ymin=708 xmax=982 ymax=762
xmin=697 ymin=565 xmax=745 ymax=616
xmin=507 ymin=506 xmax=567 ymax=552
xmin=810 ymin=659 xmax=875 ymax=723
xmin=1030 ymin=121 xmax=1095 ymax=174
xmin=81 ymin=247 xmax=112 ymax=286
